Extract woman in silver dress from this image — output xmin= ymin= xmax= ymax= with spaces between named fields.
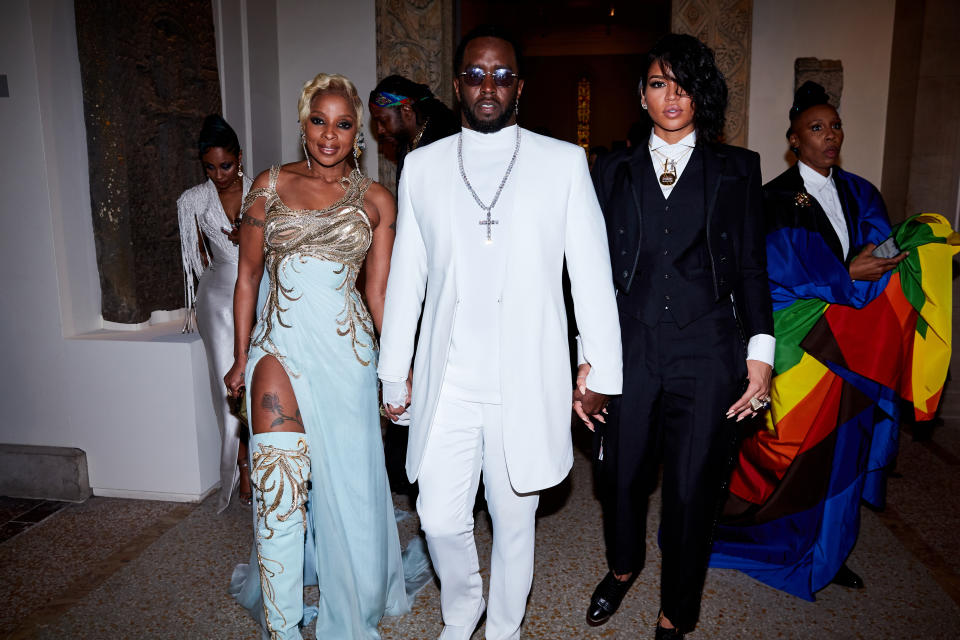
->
xmin=177 ymin=114 xmax=253 ymax=511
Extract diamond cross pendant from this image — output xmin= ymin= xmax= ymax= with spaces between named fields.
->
xmin=479 ymin=208 xmax=499 ymax=244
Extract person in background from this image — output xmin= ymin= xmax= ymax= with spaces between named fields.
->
xmin=369 ymin=75 xmax=459 ymax=188
xmin=367 ymin=75 xmax=459 ymax=501
xmin=710 ymin=81 xmax=956 ymax=602
xmin=177 ymin=113 xmax=253 ymax=511
xmin=588 ymin=145 xmax=608 ymax=172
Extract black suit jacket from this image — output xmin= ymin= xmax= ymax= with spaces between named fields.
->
xmin=592 ymin=141 xmax=773 ymax=340
xmin=763 ymin=163 xmax=860 ymax=264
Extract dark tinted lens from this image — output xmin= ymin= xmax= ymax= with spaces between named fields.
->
xmin=492 ymin=69 xmax=516 ymax=87
xmin=462 ymin=68 xmax=486 ymax=86
xmin=460 ymin=68 xmax=516 ymax=87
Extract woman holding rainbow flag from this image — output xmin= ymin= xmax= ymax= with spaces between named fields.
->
xmin=710 ymin=81 xmax=958 ymax=600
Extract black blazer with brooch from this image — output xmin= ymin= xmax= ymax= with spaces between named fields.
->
xmin=592 ymin=141 xmax=773 ymax=340
xmin=762 ymin=162 xmax=886 ymax=265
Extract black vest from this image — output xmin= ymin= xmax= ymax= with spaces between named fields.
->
xmin=619 ymin=149 xmax=723 ymax=326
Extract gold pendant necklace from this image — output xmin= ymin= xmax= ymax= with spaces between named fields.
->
xmin=659 ymin=160 xmax=677 ymax=186
xmin=409 ymin=117 xmax=430 ymax=151
xmin=651 ymin=145 xmax=693 ymax=186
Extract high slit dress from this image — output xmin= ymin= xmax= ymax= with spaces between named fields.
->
xmin=229 ymin=165 xmax=409 ymax=639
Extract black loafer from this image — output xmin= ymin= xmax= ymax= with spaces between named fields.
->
xmin=831 ymin=563 xmax=865 ymax=589
xmin=586 ymin=571 xmax=635 ymax=626
xmin=655 ymin=623 xmax=685 ymax=639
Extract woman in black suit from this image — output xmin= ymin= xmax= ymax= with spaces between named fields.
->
xmin=582 ymin=33 xmax=774 ymax=639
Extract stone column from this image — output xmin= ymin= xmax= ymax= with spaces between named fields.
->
xmin=672 ymin=0 xmax=753 ymax=147
xmin=75 ymin=0 xmax=221 ymax=323
xmin=375 ymin=0 xmax=455 ymax=194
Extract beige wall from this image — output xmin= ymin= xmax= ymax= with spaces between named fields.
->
xmin=276 ymin=0 xmax=380 ymax=178
xmin=748 ymin=0 xmax=896 ymax=186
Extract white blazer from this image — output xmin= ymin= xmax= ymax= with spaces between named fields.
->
xmin=378 ymin=128 xmax=623 ymax=493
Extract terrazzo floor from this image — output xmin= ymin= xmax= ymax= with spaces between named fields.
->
xmin=2 ymin=419 xmax=960 ymax=640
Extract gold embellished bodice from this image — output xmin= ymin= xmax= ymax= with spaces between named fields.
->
xmin=242 ymin=165 xmax=377 ymax=369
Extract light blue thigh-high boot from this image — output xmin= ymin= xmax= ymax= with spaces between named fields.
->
xmin=250 ymin=431 xmax=310 ymax=640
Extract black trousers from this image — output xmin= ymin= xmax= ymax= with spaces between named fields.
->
xmin=598 ymin=304 xmax=746 ymax=633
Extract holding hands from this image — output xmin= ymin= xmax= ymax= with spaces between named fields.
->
xmin=383 ymin=377 xmax=412 ymax=425
xmin=573 ymin=363 xmax=609 ymax=431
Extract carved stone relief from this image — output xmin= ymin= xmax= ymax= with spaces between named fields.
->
xmin=672 ymin=0 xmax=753 ymax=147
xmin=75 ymin=0 xmax=221 ymax=323
xmin=795 ymin=58 xmax=844 ymax=110
xmin=375 ymin=0 xmax=454 ymax=193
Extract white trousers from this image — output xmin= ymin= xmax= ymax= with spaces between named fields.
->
xmin=416 ymin=391 xmax=540 ymax=640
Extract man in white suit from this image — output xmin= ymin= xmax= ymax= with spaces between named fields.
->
xmin=379 ymin=25 xmax=622 ymax=640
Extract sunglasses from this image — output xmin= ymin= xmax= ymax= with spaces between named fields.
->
xmin=459 ymin=67 xmax=518 ymax=88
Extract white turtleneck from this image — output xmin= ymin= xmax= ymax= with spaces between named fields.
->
xmin=443 ymin=124 xmax=520 ymax=403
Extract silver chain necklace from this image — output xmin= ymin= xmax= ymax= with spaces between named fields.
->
xmin=457 ymin=125 xmax=521 ymax=244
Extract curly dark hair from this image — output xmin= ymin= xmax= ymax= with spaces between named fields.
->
xmin=640 ymin=33 xmax=728 ymax=144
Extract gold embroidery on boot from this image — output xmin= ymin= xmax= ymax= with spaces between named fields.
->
xmin=251 ymin=437 xmax=310 ymax=635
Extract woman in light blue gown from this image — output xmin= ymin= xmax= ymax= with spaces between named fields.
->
xmin=223 ymin=73 xmax=411 ymax=639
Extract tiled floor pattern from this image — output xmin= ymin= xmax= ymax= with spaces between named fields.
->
xmin=2 ymin=423 xmax=960 ymax=639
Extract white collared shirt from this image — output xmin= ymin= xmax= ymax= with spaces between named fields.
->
xmin=648 ymin=130 xmax=697 ymax=199
xmin=798 ymin=160 xmax=850 ymax=259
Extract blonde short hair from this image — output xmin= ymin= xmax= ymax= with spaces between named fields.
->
xmin=297 ymin=73 xmax=363 ymax=127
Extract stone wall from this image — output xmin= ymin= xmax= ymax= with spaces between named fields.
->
xmin=374 ymin=0 xmax=454 ymax=194
xmin=75 ymin=0 xmax=221 ymax=323
xmin=672 ymin=0 xmax=753 ymax=146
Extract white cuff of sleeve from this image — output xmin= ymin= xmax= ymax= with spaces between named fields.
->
xmin=380 ymin=379 xmax=410 ymax=426
xmin=575 ymin=335 xmax=587 ymax=366
xmin=746 ymin=333 xmax=775 ymax=367
xmin=381 ymin=379 xmax=408 ymax=408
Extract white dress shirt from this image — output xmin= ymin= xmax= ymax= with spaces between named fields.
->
xmin=648 ymin=130 xmax=698 ymax=199
xmin=798 ymin=160 xmax=850 ymax=259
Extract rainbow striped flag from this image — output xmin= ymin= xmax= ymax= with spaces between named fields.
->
xmin=710 ymin=213 xmax=959 ymax=600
